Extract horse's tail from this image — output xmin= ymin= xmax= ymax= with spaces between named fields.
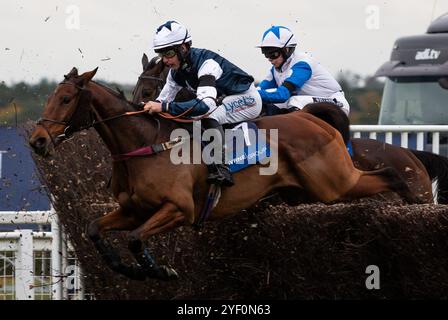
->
xmin=411 ymin=149 xmax=448 ymax=204
xmin=301 ymin=102 xmax=351 ymax=145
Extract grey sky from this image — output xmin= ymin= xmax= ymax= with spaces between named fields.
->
xmin=1 ymin=0 xmax=447 ymax=86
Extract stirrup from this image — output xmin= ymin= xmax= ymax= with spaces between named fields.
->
xmin=207 ymin=166 xmax=234 ymax=187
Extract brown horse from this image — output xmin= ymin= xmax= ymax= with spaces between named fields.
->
xmin=132 ymin=55 xmax=435 ymax=205
xmin=301 ymin=102 xmax=448 ymax=204
xmin=29 ymin=67 xmax=425 ymax=281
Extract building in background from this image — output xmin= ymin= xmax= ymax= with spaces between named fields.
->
xmin=0 ymin=126 xmax=84 ymax=300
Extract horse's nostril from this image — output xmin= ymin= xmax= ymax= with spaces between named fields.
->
xmin=35 ymin=137 xmax=47 ymax=148
xmin=30 ymin=136 xmax=47 ymax=150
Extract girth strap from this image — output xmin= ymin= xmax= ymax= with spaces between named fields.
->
xmin=112 ymin=136 xmax=184 ymax=161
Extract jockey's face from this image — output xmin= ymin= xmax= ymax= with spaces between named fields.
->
xmin=262 ymin=48 xmax=284 ymax=69
xmin=268 ymin=53 xmax=284 ymax=69
xmin=162 ymin=54 xmax=180 ymax=70
xmin=159 ymin=45 xmax=188 ymax=70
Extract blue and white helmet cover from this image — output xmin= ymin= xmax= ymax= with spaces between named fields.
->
xmin=257 ymin=25 xmax=297 ymax=48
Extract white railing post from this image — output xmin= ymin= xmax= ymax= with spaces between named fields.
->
xmin=50 ymin=207 xmax=62 ymax=300
xmin=79 ymin=266 xmax=85 ymax=300
xmin=432 ymin=132 xmax=440 ymax=154
xmin=61 ymin=229 xmax=69 ymax=300
xmin=15 ymin=229 xmax=34 ymax=300
xmin=400 ymin=132 xmax=408 ymax=148
xmin=417 ymin=132 xmax=424 ymax=150
xmin=385 ymin=132 xmax=393 ymax=144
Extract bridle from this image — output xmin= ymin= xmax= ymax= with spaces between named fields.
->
xmin=36 ymin=81 xmax=151 ymax=147
xmin=36 ymin=81 xmax=89 ymax=145
xmin=133 ymin=72 xmax=165 ymax=101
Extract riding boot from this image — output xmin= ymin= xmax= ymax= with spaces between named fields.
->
xmin=202 ymin=118 xmax=234 ymax=187
xmin=262 ymin=102 xmax=295 ymax=116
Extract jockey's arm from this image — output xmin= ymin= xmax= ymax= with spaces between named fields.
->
xmin=257 ymin=68 xmax=277 ymax=90
xmin=161 ymin=59 xmax=222 ymax=117
xmin=156 ymin=70 xmax=183 ymax=103
xmin=258 ymin=61 xmax=312 ymax=103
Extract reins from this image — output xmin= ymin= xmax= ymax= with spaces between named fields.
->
xmin=158 ymin=96 xmax=222 ymax=123
xmin=36 ymin=77 xmax=220 ymax=161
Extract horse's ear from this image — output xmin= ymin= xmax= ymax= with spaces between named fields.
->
xmin=149 ymin=56 xmax=160 ymax=68
xmin=78 ymin=67 xmax=98 ymax=87
xmin=142 ymin=53 xmax=149 ymax=70
xmin=64 ymin=67 xmax=79 ymax=79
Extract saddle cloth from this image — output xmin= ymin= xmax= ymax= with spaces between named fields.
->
xmin=223 ymin=121 xmax=271 ymax=173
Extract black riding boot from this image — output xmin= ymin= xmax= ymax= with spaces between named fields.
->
xmin=262 ymin=102 xmax=298 ymax=116
xmin=202 ymin=118 xmax=234 ymax=187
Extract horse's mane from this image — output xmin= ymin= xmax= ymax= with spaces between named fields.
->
xmin=302 ymin=102 xmax=351 ymax=144
xmin=93 ymin=80 xmax=142 ymax=110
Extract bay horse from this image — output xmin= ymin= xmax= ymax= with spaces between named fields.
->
xmin=30 ymin=67 xmax=425 ymax=281
xmin=132 ymin=55 xmax=436 ymax=205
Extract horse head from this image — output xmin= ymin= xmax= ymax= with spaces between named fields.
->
xmin=132 ymin=54 xmax=167 ymax=104
xmin=29 ymin=67 xmax=98 ymax=156
xmin=132 ymin=53 xmax=195 ymax=105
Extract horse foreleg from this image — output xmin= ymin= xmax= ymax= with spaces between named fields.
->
xmin=127 ymin=202 xmax=186 ymax=280
xmin=87 ymin=208 xmax=146 ymax=280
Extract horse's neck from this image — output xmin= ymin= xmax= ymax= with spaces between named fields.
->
xmin=88 ymin=82 xmax=160 ymax=155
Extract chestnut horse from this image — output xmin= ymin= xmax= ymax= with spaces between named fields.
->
xmin=301 ymin=102 xmax=448 ymax=204
xmin=132 ymin=55 xmax=435 ymax=206
xmin=30 ymin=68 xmax=425 ymax=281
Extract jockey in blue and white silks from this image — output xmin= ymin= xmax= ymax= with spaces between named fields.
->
xmin=151 ymin=21 xmax=262 ymax=125
xmin=143 ymin=21 xmax=262 ymax=187
xmin=257 ymin=26 xmax=350 ymax=115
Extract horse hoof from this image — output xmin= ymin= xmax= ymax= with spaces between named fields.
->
xmin=159 ymin=265 xmax=179 ymax=280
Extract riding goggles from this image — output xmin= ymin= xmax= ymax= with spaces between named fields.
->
xmin=158 ymin=49 xmax=177 ymax=58
xmin=263 ymin=50 xmax=282 ymax=60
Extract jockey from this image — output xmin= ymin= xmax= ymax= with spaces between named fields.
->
xmin=256 ymin=26 xmax=350 ymax=116
xmin=143 ymin=21 xmax=262 ymax=187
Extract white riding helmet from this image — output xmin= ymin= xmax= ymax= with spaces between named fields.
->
xmin=153 ymin=20 xmax=192 ymax=50
xmin=257 ymin=26 xmax=297 ymax=48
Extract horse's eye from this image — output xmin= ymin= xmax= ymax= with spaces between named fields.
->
xmin=142 ymin=89 xmax=151 ymax=98
xmin=62 ymin=96 xmax=72 ymax=104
